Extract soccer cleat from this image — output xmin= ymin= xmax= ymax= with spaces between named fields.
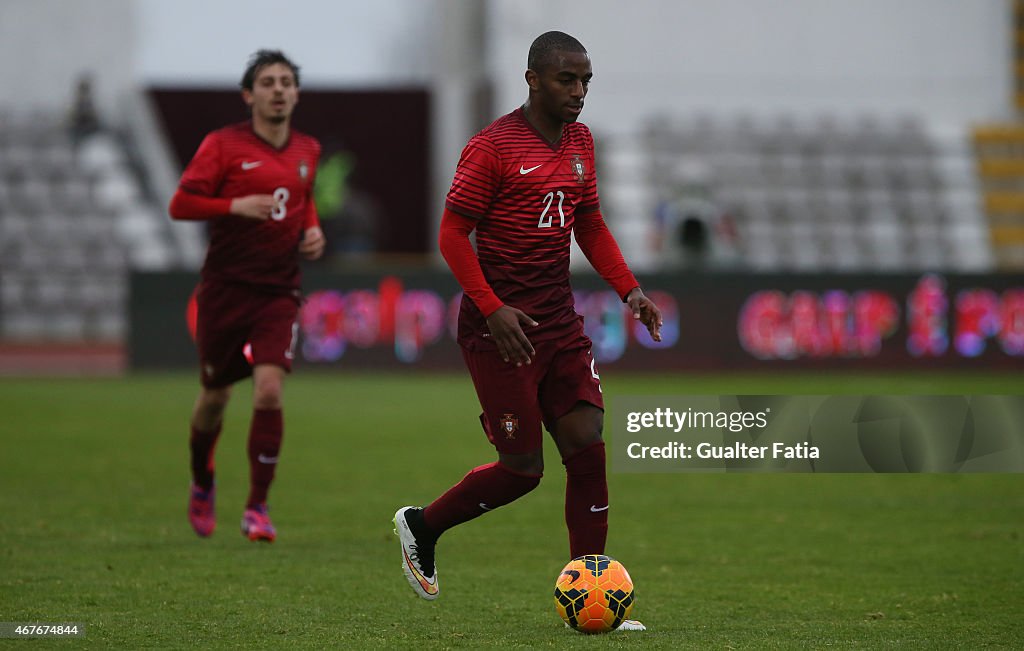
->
xmin=393 ymin=506 xmax=439 ymax=600
xmin=188 ymin=482 xmax=216 ymax=538
xmin=564 ymin=619 xmax=646 ymax=633
xmin=241 ymin=504 xmax=276 ymax=542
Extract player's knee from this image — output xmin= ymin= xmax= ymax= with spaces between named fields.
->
xmin=253 ymin=383 xmax=282 ymax=409
xmin=499 ymin=449 xmax=544 ymax=476
xmin=252 ymin=369 xmax=284 ymax=409
xmin=554 ymin=403 xmax=604 ymax=457
xmin=503 ymin=465 xmax=542 ymax=496
xmin=494 ymin=460 xmax=543 ymax=499
xmin=562 ymin=439 xmax=606 ymax=477
xmin=197 ymin=386 xmax=231 ymax=415
xmin=192 ymin=387 xmax=230 ymax=431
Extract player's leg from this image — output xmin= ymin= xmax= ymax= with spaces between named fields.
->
xmin=395 ymin=346 xmax=548 ymax=600
xmin=188 ymin=385 xmax=231 ymax=538
xmin=422 ymin=347 xmax=546 ymax=531
xmin=240 ymin=297 xmax=299 ymax=542
xmin=189 ymin=280 xmax=249 ymax=538
xmin=544 ymin=346 xmax=646 ymax=632
xmin=420 ymin=448 xmax=543 ymax=535
xmin=190 ymin=385 xmax=231 ymax=490
xmin=395 ymin=450 xmax=542 ymax=601
xmin=239 ymin=363 xmax=284 ymax=542
xmin=247 ymin=362 xmax=285 ymax=505
xmin=551 ymin=404 xmax=608 ymax=558
xmin=541 ymin=343 xmax=608 ymax=559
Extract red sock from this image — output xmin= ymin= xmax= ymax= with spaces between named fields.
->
xmin=563 ymin=442 xmax=608 ymax=558
xmin=190 ymin=423 xmax=221 ymax=490
xmin=423 ymin=462 xmax=541 ymax=536
xmin=246 ymin=408 xmax=282 ymax=508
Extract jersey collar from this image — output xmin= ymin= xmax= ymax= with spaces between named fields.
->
xmin=516 ymin=106 xmax=563 ymax=152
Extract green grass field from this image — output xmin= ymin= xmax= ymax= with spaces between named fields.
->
xmin=2 ymin=371 xmax=1022 ymax=649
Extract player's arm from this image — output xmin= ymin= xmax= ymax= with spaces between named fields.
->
xmin=298 ymin=155 xmax=325 ymax=259
xmin=297 ymin=214 xmax=325 ymax=260
xmin=439 ymin=208 xmax=537 ymax=365
xmin=168 ymin=132 xmax=272 ymax=221
xmin=575 ymin=210 xmax=663 ymax=341
xmin=169 ymin=189 xmax=274 ymax=221
xmin=444 ymin=137 xmax=537 ymax=364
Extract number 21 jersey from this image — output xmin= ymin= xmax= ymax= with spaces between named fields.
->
xmin=446 ymin=107 xmax=600 ymax=349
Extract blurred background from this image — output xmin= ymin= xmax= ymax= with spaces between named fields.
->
xmin=0 ymin=0 xmax=1020 ymax=375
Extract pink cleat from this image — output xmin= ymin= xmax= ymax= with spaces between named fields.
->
xmin=241 ymin=504 xmax=276 ymax=542
xmin=188 ymin=483 xmax=216 ymax=538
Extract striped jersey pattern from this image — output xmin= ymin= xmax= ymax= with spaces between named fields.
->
xmin=446 ymin=107 xmax=600 ymax=348
xmin=178 ymin=122 xmax=320 ymax=291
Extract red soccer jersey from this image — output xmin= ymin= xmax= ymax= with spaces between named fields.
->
xmin=446 ymin=107 xmax=603 ymax=349
xmin=177 ymin=122 xmax=320 ymax=290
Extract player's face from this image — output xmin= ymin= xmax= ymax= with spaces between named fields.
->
xmin=533 ymin=50 xmax=592 ymax=124
xmin=244 ymin=63 xmax=299 ymax=125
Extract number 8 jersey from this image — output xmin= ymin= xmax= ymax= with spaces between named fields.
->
xmin=446 ymin=107 xmax=601 ymax=348
xmin=178 ymin=122 xmax=321 ymax=291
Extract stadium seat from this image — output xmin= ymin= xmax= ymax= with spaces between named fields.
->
xmin=638 ymin=111 xmax=987 ymax=271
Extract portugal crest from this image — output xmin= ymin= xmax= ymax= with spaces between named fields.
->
xmin=298 ymin=160 xmax=309 ymax=181
xmin=500 ymin=413 xmax=519 ymax=439
xmin=570 ymin=155 xmax=586 ymax=184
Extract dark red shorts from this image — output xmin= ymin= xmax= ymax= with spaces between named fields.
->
xmin=461 ymin=333 xmax=604 ymax=455
xmin=195 ymin=281 xmax=300 ymax=388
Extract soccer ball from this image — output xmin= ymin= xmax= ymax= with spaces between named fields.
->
xmin=553 ymin=554 xmax=635 ymax=633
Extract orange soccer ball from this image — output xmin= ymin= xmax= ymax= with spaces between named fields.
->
xmin=553 ymin=554 xmax=635 ymax=633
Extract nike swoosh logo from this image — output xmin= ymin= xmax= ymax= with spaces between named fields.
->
xmin=241 ymin=160 xmax=263 ymax=170
xmin=519 ymin=164 xmax=542 ymax=175
xmin=590 ymin=505 xmax=609 ymax=512
xmin=257 ymin=454 xmax=279 ymax=464
xmin=403 ymin=548 xmax=439 ymax=593
xmin=561 ymin=569 xmax=581 ymax=583
xmin=479 ymin=503 xmax=492 ymax=511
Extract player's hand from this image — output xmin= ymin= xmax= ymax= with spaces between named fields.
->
xmin=299 ymin=226 xmax=326 ymax=260
xmin=229 ymin=194 xmax=275 ymax=220
xmin=626 ymin=287 xmax=663 ymax=342
xmin=486 ymin=305 xmax=538 ymax=366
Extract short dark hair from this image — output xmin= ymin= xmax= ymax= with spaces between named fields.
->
xmin=240 ymin=49 xmax=300 ymax=90
xmin=527 ymin=31 xmax=587 ymax=72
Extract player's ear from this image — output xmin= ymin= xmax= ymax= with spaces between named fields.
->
xmin=241 ymin=88 xmax=254 ymax=108
xmin=525 ymin=69 xmax=539 ymax=92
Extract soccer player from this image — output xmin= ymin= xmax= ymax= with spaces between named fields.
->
xmin=169 ymin=50 xmax=325 ymax=543
xmin=395 ymin=32 xmax=661 ymax=630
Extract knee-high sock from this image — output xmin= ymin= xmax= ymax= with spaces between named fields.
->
xmin=563 ymin=442 xmax=608 ymax=558
xmin=423 ymin=462 xmax=541 ymax=537
xmin=247 ymin=408 xmax=283 ymax=508
xmin=190 ymin=423 xmax=222 ymax=490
